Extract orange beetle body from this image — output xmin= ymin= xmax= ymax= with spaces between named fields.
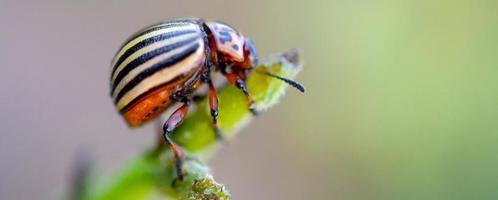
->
xmin=110 ymin=18 xmax=257 ymax=127
xmin=110 ymin=18 xmax=303 ymax=181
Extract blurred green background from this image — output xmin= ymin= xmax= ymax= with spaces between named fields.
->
xmin=1 ymin=0 xmax=497 ymax=199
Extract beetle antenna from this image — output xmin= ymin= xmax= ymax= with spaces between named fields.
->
xmin=263 ymin=71 xmax=305 ymax=93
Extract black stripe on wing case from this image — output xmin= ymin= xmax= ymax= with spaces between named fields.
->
xmin=111 ymin=29 xmax=198 ymax=77
xmin=119 ymin=72 xmax=192 ymax=113
xmin=116 ymin=21 xmax=192 ymax=52
xmin=111 ymin=36 xmax=200 ymax=93
xmin=114 ymin=42 xmax=200 ymax=104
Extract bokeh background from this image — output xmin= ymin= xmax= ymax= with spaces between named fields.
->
xmin=1 ymin=0 xmax=498 ymax=199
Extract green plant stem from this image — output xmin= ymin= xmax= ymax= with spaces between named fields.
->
xmin=82 ymin=49 xmax=303 ymax=200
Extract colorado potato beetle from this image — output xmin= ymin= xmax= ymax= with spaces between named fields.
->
xmin=110 ymin=18 xmax=304 ymax=180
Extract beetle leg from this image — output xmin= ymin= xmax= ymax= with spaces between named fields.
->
xmin=155 ymin=118 xmax=167 ymax=147
xmin=208 ymin=80 xmax=225 ymax=140
xmin=162 ymin=100 xmax=190 ymax=181
xmin=223 ymin=71 xmax=259 ymax=115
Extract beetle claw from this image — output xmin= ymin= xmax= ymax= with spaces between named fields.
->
xmin=214 ymin=126 xmax=225 ymax=141
xmin=249 ymin=107 xmax=260 ymax=116
xmin=171 ymin=172 xmax=186 ymax=187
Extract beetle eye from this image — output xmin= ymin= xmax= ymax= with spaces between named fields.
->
xmin=244 ymin=38 xmax=258 ymax=67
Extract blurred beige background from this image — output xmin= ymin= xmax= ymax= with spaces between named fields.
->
xmin=1 ymin=0 xmax=498 ymax=200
